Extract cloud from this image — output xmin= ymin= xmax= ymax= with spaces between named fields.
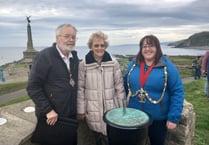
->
xmin=0 ymin=0 xmax=208 ymax=46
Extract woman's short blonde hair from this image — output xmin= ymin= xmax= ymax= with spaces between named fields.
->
xmin=87 ymin=31 xmax=109 ymax=49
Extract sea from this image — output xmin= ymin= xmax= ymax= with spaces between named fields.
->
xmin=0 ymin=44 xmax=208 ymax=66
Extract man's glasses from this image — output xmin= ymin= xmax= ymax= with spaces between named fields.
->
xmin=142 ymin=45 xmax=154 ymax=49
xmin=93 ymin=44 xmax=105 ymax=48
xmin=59 ymin=35 xmax=77 ymax=40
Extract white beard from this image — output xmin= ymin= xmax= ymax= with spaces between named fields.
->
xmin=61 ymin=44 xmax=75 ymax=52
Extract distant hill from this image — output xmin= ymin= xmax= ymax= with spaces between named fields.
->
xmin=168 ymin=31 xmax=209 ymax=48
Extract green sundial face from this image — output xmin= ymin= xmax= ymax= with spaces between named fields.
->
xmin=105 ymin=108 xmax=149 ymax=128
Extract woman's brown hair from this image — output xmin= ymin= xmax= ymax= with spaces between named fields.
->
xmin=136 ymin=35 xmax=163 ymax=64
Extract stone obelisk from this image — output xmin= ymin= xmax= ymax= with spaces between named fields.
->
xmin=22 ymin=16 xmax=38 ymax=63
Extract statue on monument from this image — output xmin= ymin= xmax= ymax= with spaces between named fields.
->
xmin=26 ymin=16 xmax=33 ymax=49
xmin=26 ymin=16 xmax=31 ymax=24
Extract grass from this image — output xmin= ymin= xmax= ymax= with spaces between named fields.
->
xmin=0 ymin=81 xmax=29 ymax=107
xmin=169 ymin=55 xmax=195 ymax=78
xmin=117 ymin=55 xmax=196 ymax=78
xmin=169 ymin=55 xmax=195 ymax=65
xmin=184 ymin=79 xmax=209 ymax=145
xmin=0 ymin=81 xmax=27 ymax=95
xmin=0 ymin=95 xmax=30 ymax=107
xmin=1 ymin=61 xmax=27 ymax=68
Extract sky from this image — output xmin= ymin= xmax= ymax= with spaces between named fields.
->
xmin=0 ymin=0 xmax=209 ymax=47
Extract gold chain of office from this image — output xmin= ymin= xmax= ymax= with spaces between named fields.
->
xmin=127 ymin=63 xmax=168 ymax=104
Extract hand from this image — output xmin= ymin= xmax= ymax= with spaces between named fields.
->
xmin=202 ymin=71 xmax=207 ymax=76
xmin=166 ymin=121 xmax=177 ymax=129
xmin=46 ymin=109 xmax=58 ymax=126
xmin=77 ymin=114 xmax=85 ymax=122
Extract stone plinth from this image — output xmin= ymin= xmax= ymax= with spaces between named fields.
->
xmin=22 ymin=49 xmax=38 ymax=63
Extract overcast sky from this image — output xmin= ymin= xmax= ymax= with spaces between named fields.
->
xmin=0 ymin=0 xmax=209 ymax=47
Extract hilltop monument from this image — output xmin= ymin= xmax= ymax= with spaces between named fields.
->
xmin=22 ymin=16 xmax=38 ymax=63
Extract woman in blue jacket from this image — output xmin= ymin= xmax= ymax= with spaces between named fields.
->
xmin=124 ymin=35 xmax=184 ymax=145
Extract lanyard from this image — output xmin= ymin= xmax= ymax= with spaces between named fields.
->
xmin=140 ymin=61 xmax=155 ymax=87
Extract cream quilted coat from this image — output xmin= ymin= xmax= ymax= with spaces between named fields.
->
xmin=77 ymin=53 xmax=125 ymax=135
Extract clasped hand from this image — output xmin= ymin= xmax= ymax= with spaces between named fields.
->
xmin=46 ymin=109 xmax=58 ymax=126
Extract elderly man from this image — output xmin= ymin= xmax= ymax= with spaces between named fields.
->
xmin=27 ymin=24 xmax=79 ymax=145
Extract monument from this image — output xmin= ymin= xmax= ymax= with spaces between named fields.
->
xmin=21 ymin=16 xmax=38 ymax=63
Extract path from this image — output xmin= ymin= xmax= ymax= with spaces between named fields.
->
xmin=182 ymin=76 xmax=194 ymax=84
xmin=0 ymin=89 xmax=27 ymax=104
xmin=0 ymin=77 xmax=194 ymax=105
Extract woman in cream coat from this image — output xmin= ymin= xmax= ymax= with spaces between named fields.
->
xmin=77 ymin=31 xmax=125 ymax=145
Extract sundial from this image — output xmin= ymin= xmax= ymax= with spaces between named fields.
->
xmin=104 ymin=107 xmax=151 ymax=129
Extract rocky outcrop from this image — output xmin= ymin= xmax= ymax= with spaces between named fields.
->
xmin=168 ymin=31 xmax=209 ymax=48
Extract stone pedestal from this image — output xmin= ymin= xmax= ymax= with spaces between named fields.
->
xmin=22 ymin=48 xmax=38 ymax=63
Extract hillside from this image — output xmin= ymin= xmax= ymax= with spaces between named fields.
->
xmin=168 ymin=31 xmax=209 ymax=48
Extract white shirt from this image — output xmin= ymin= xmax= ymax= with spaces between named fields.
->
xmin=56 ymin=46 xmax=72 ymax=70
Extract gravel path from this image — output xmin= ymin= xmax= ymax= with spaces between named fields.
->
xmin=0 ymin=89 xmax=27 ymax=104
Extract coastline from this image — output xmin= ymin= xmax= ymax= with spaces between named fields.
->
xmin=1 ymin=45 xmax=208 ymax=66
xmin=175 ymin=46 xmax=209 ymax=50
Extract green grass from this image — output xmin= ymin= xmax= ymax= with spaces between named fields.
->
xmin=169 ymin=55 xmax=195 ymax=65
xmin=0 ymin=95 xmax=30 ymax=107
xmin=0 ymin=81 xmax=28 ymax=107
xmin=1 ymin=61 xmax=27 ymax=68
xmin=184 ymin=79 xmax=209 ymax=145
xmin=180 ymin=69 xmax=194 ymax=78
xmin=117 ymin=55 xmax=196 ymax=78
xmin=169 ymin=55 xmax=195 ymax=78
xmin=0 ymin=81 xmax=27 ymax=95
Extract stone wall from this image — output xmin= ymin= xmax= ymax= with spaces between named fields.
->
xmin=164 ymin=100 xmax=196 ymax=145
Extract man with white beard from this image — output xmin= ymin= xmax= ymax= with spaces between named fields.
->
xmin=27 ymin=24 xmax=79 ymax=145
